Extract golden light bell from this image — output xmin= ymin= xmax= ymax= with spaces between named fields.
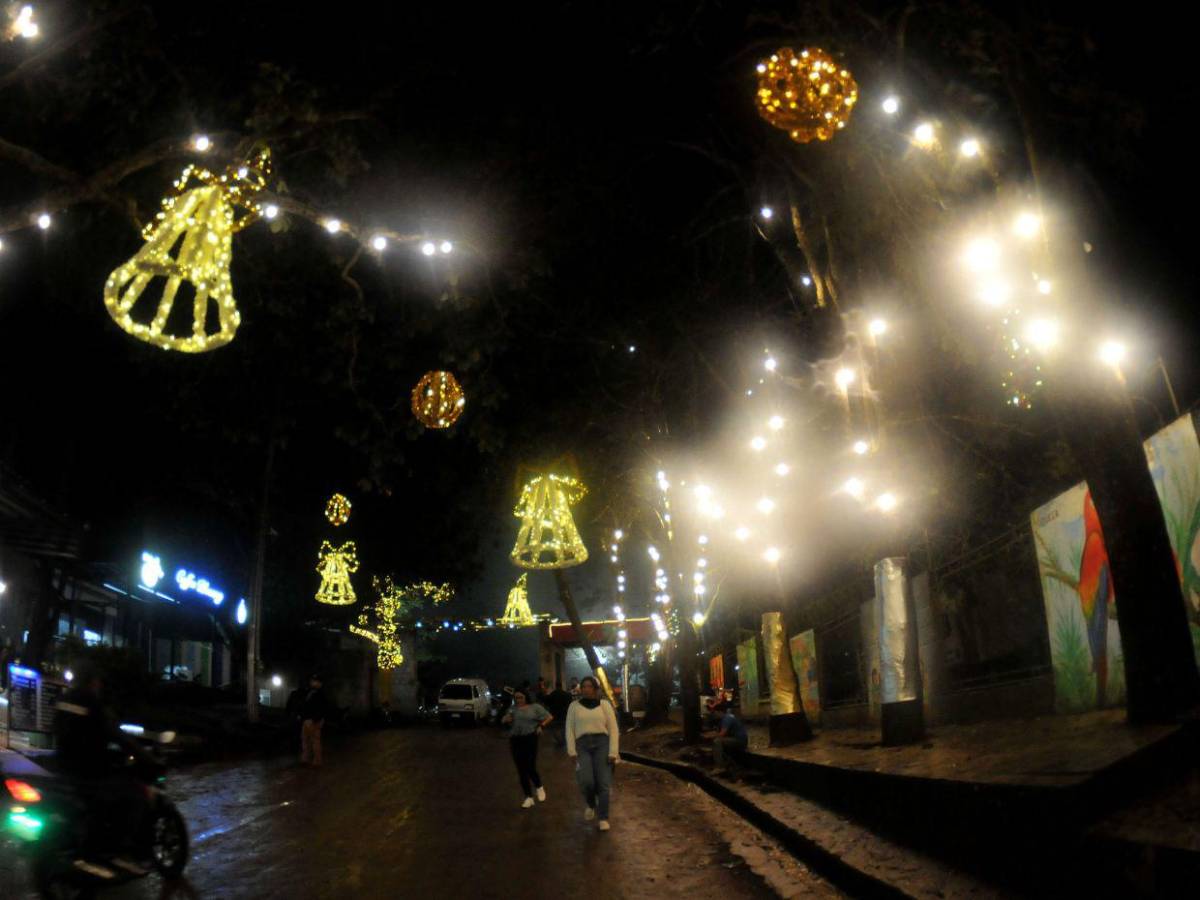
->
xmin=511 ymin=475 xmax=588 ymax=570
xmin=315 ymin=540 xmax=359 ymax=605
xmin=498 ymin=573 xmax=536 ymax=625
xmin=103 ymin=150 xmax=270 ymax=352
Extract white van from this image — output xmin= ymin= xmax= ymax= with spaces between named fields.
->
xmin=438 ymin=678 xmax=491 ymax=726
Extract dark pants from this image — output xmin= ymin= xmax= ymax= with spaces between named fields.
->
xmin=510 ymin=733 xmax=543 ymax=797
xmin=71 ymin=773 xmax=145 ymax=852
xmin=713 ymin=737 xmax=746 ymax=770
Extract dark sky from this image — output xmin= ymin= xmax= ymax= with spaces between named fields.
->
xmin=2 ymin=1 xmax=1197 ymax=628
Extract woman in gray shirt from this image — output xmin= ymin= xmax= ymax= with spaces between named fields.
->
xmin=503 ymin=689 xmax=554 ymax=808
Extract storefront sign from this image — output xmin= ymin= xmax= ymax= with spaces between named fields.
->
xmin=138 ymin=550 xmax=225 ymax=607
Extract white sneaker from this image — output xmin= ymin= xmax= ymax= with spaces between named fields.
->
xmin=584 ymin=807 xmax=596 ymax=821
xmin=522 ymin=797 xmax=535 ymax=809
xmin=598 ymin=820 xmax=611 ymax=831
xmin=536 ymin=786 xmax=547 ymax=802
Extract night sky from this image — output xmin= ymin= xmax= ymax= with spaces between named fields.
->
xmin=2 ymin=2 xmax=1197 ymax=630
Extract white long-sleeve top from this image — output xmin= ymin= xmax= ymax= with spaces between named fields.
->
xmin=565 ymin=698 xmax=619 ymax=757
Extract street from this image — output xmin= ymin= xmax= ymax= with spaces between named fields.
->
xmin=90 ymin=726 xmax=835 ymax=899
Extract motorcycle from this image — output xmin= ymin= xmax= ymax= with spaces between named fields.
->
xmin=1 ymin=733 xmax=189 ymax=897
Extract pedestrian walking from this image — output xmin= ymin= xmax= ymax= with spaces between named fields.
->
xmin=544 ymin=683 xmax=573 ymax=748
xmin=566 ymin=675 xmax=619 ymax=831
xmin=300 ymin=674 xmax=330 ymax=767
xmin=568 ymin=677 xmax=580 ymax=698
xmin=502 ymin=689 xmax=554 ymax=808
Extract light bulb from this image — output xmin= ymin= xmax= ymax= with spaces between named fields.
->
xmin=1013 ymin=212 xmax=1041 ymax=239
xmin=978 ymin=279 xmax=1011 ymax=308
xmin=764 ymin=356 xmax=777 ymax=372
xmin=756 ymin=497 xmax=775 ymax=515
xmin=853 ymin=440 xmax=870 ymax=455
xmin=192 ymin=135 xmax=211 ymax=152
xmin=868 ymin=318 xmax=887 ymax=337
xmin=271 ymin=675 xmax=283 ymax=687
xmin=881 ymin=96 xmax=900 ymax=115
xmin=323 ymin=218 xmax=342 ymax=234
xmin=1037 ymin=279 xmax=1052 ymax=295
xmin=614 ymin=529 xmax=624 ymax=540
xmin=750 ymin=436 xmax=767 ymax=451
xmin=263 ymin=204 xmax=279 ymax=220
xmin=692 ymin=612 xmax=705 ymax=625
xmin=734 ymin=526 xmax=750 ymax=542
xmin=371 ymin=235 xmax=388 ymax=251
xmin=763 ymin=547 xmax=781 ymax=564
xmin=760 ymin=206 xmax=774 ymax=220
xmin=913 ymin=122 xmax=936 ymax=147
xmin=774 ymin=462 xmax=790 ymax=477
xmin=960 ymin=138 xmax=981 ymax=158
xmin=842 ymin=477 xmax=866 ymax=499
xmin=963 ymin=238 xmax=1000 ymax=273
xmin=834 ymin=367 xmax=856 ymax=391
xmin=35 ymin=213 xmax=51 ymax=230
xmin=440 ymin=240 xmax=453 ymax=254
xmin=1099 ymin=340 xmax=1127 ymax=367
xmin=420 ymin=241 xmax=436 ymax=256
xmin=876 ymin=492 xmax=898 ymax=513
xmin=767 ymin=415 xmax=784 ymax=431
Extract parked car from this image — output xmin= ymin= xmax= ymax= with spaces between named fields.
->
xmin=438 ymin=678 xmax=491 ymax=726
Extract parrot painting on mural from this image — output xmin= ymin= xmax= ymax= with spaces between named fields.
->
xmin=1078 ymin=491 xmax=1114 ymax=708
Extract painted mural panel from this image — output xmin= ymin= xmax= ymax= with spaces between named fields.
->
xmin=709 ymin=654 xmax=725 ymax=693
xmin=789 ymin=629 xmax=821 ymax=724
xmin=736 ymin=637 xmax=760 ymax=717
xmin=1144 ymin=413 xmax=1200 ymax=667
xmin=1032 ymin=483 xmax=1125 ymax=712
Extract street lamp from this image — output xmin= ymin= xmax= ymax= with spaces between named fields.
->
xmin=271 ymin=674 xmax=282 ymax=688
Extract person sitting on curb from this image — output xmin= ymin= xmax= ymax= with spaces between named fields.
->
xmin=702 ymin=697 xmax=748 ymax=775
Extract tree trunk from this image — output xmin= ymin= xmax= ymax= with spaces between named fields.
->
xmin=642 ymin=652 xmax=672 ymax=725
xmin=246 ymin=438 xmax=276 ymax=723
xmin=678 ymin=620 xmax=702 ymax=743
xmin=1051 ymin=378 xmax=1200 ymax=723
xmin=553 ymin=569 xmax=615 ymax=705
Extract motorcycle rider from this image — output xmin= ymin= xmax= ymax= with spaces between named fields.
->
xmin=54 ymin=664 xmax=153 ymax=863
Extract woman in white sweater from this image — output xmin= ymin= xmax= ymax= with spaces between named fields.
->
xmin=565 ymin=675 xmax=619 ymax=831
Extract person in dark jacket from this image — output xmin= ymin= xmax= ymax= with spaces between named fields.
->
xmin=299 ymin=674 xmax=330 ymax=766
xmin=544 ymin=685 xmax=573 ymax=748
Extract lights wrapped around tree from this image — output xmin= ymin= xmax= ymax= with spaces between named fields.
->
xmin=411 ymin=370 xmax=466 ymax=429
xmin=755 ymin=48 xmax=858 ymax=144
xmin=511 ymin=474 xmax=588 ymax=569
xmin=355 ymin=578 xmax=453 ymax=669
xmin=498 ymin=573 xmax=536 ymax=626
xmin=325 ymin=493 xmax=351 ymax=526
xmin=103 ymin=147 xmax=272 ymax=352
xmin=315 ymin=540 xmax=359 ymax=605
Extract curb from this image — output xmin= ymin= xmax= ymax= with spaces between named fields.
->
xmin=620 ymin=750 xmax=911 ymax=900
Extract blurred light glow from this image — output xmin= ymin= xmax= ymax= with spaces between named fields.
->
xmin=1027 ymin=318 xmax=1059 ymax=351
xmin=1099 ymin=340 xmax=1127 ymax=367
xmin=763 ymin=547 xmax=781 ymax=564
xmin=881 ymin=96 xmax=900 ymax=115
xmin=876 ymin=492 xmax=898 ymax=513
xmin=1037 ymin=279 xmax=1052 ymax=295
xmin=1013 ymin=212 xmax=1041 ymax=239
xmin=801 ymin=275 xmax=813 ymax=287
xmin=192 ymin=134 xmax=211 ymax=152
xmin=767 ymin=415 xmax=784 ymax=431
xmin=963 ymin=238 xmax=1000 ymax=273
xmin=35 ymin=213 xmax=51 ymax=230
xmin=868 ymin=318 xmax=887 ymax=337
xmin=774 ymin=462 xmax=790 ymax=476
xmin=371 ymin=235 xmax=387 ymax=251
xmin=834 ymin=367 xmax=856 ymax=391
xmin=263 ymin=204 xmax=279 ymax=220
xmin=271 ymin=675 xmax=282 ymax=687
xmin=960 ymin=138 xmax=981 ymax=158
xmin=698 ymin=534 xmax=709 ymax=545
xmin=756 ymin=497 xmax=776 ymax=515
xmin=440 ymin=240 xmax=453 ymax=254
xmin=760 ymin=206 xmax=774 ymax=220
xmin=912 ymin=122 xmax=935 ymax=147
xmin=852 ymin=440 xmax=870 ymax=455
xmin=648 ymin=546 xmax=660 ymax=562
xmin=420 ymin=241 xmax=436 ymax=256
xmin=694 ymin=484 xmax=712 ymax=501
xmin=750 ymin=436 xmax=767 ymax=451
xmin=842 ymin=477 xmax=866 ymax=499
xmin=692 ymin=612 xmax=705 ymax=625
xmin=978 ymin=279 xmax=1011 ymax=308
xmin=323 ymin=218 xmax=341 ymax=234
xmin=64 ymin=669 xmax=74 ymax=682
xmin=734 ymin=526 xmax=750 ymax=542
xmin=764 ymin=356 xmax=777 ymax=372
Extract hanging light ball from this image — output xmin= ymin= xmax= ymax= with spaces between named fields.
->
xmin=755 ymin=47 xmax=858 ymax=144
xmin=411 ymin=370 xmax=466 ymax=429
xmin=325 ymin=493 xmax=351 ymax=526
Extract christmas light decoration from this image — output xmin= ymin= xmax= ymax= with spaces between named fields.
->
xmin=498 ymin=573 xmax=536 ymax=626
xmin=315 ymin=540 xmax=359 ymax=605
xmin=325 ymin=493 xmax=351 ymax=526
xmin=912 ymin=122 xmax=936 ymax=148
xmin=755 ymin=47 xmax=858 ymax=143
xmin=357 ymin=578 xmax=454 ymax=669
xmin=103 ymin=147 xmax=271 ymax=352
xmin=411 ymin=370 xmax=466 ymax=429
xmin=959 ymin=138 xmax=981 ymax=158
xmin=881 ymin=96 xmax=900 ymax=115
xmin=511 ymin=474 xmax=589 ymax=569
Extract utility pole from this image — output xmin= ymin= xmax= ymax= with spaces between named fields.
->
xmin=553 ymin=569 xmax=615 ymax=705
xmin=246 ymin=439 xmax=275 ymax=723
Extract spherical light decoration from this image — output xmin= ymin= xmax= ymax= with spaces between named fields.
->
xmin=325 ymin=493 xmax=351 ymax=526
xmin=755 ymin=47 xmax=858 ymax=144
xmin=411 ymin=370 xmax=466 ymax=429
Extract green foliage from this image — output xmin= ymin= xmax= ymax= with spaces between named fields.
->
xmin=1051 ymin=611 xmax=1094 ymax=713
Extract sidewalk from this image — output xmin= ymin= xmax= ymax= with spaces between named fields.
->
xmin=623 ymin=709 xmax=1199 ymax=897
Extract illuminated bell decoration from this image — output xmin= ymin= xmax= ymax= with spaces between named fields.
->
xmin=511 ymin=474 xmax=588 ymax=570
xmin=498 ymin=573 xmax=536 ymax=626
xmin=411 ymin=370 xmax=466 ymax=429
xmin=103 ymin=148 xmax=272 ymax=352
xmin=315 ymin=540 xmax=359 ymax=605
xmin=755 ymin=48 xmax=858 ymax=143
xmin=325 ymin=493 xmax=351 ymax=526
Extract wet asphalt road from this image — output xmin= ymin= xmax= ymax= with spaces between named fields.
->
xmin=90 ymin=724 xmax=823 ymax=899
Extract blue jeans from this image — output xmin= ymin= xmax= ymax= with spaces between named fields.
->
xmin=574 ymin=733 xmax=613 ymax=820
